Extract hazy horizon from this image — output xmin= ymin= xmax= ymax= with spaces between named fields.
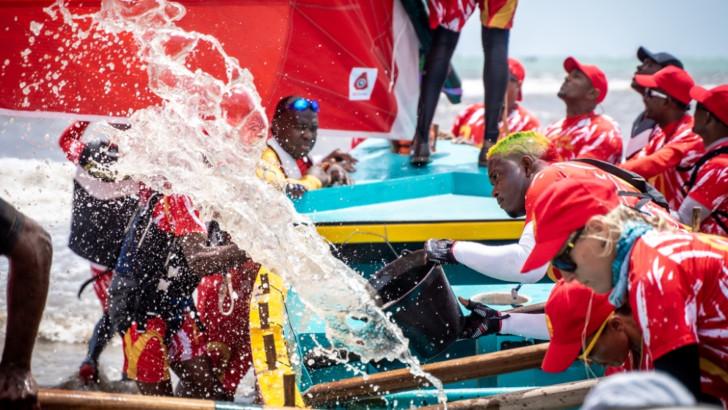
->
xmin=454 ymin=0 xmax=728 ymax=59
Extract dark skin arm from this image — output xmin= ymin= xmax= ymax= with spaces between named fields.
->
xmin=653 ymin=344 xmax=720 ymax=405
xmin=0 ymin=217 xmax=52 ymax=410
xmin=180 ymin=232 xmax=247 ymax=277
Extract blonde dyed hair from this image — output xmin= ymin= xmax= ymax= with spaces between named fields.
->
xmin=583 ymin=205 xmax=676 ymax=257
xmin=486 ymin=130 xmax=551 ymax=160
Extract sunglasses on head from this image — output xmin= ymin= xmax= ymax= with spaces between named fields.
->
xmin=288 ymin=97 xmax=319 ymax=113
xmin=551 ymin=228 xmax=584 ymax=272
xmin=643 ymin=88 xmax=669 ymax=100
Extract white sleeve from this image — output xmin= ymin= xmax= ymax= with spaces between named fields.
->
xmin=677 ymin=196 xmax=712 ymax=226
xmin=499 ymin=312 xmax=550 ymax=340
xmin=451 ymin=221 xmax=549 ymax=283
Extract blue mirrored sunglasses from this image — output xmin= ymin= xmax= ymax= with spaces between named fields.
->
xmin=288 ymin=98 xmax=319 ymax=113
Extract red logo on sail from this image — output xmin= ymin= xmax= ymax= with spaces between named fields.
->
xmin=354 ymin=72 xmax=368 ymax=90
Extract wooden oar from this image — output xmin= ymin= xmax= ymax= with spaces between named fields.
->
xmin=304 ymin=342 xmax=548 ymax=406
xmin=419 ymin=378 xmax=599 ymax=410
xmin=39 ymin=388 xmax=293 ymax=410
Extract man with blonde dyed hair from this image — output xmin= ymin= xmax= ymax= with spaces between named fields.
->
xmin=424 ymin=131 xmax=677 ymax=286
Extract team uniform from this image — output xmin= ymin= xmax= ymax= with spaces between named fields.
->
xmin=111 ymin=194 xmax=208 ymax=383
xmin=544 ymin=112 xmax=623 ymax=164
xmin=427 ymin=0 xmax=518 ymax=32
xmin=196 ymin=260 xmax=259 ymax=396
xmin=258 ymin=139 xmax=322 ymax=191
xmin=626 ymin=231 xmax=728 ymax=404
xmin=452 ymin=161 xmax=678 ymax=284
xmin=622 ymin=114 xmax=704 ymax=211
xmin=451 ymin=103 xmax=540 ymax=146
xmin=679 ymin=138 xmax=728 ymax=236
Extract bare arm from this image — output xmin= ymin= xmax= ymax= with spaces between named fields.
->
xmin=0 ymin=215 xmax=52 ymax=409
xmin=180 ymin=232 xmax=247 ymax=277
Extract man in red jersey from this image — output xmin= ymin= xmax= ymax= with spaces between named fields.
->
xmin=622 ymin=66 xmax=704 ymax=211
xmin=677 ymin=84 xmax=728 ymax=235
xmin=544 ymin=57 xmax=623 ymax=164
xmin=450 ymin=58 xmax=539 ymax=146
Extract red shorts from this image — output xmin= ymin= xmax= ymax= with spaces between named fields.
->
xmin=428 ymin=0 xmax=518 ymax=32
xmin=122 ymin=314 xmax=206 ymax=384
xmin=196 ymin=262 xmax=257 ymax=394
xmin=90 ymin=264 xmax=113 ymax=312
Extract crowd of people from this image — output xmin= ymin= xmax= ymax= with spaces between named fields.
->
xmin=426 ymin=51 xmax=728 ymax=405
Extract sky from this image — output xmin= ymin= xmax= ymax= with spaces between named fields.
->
xmin=454 ymin=0 xmax=728 ymax=58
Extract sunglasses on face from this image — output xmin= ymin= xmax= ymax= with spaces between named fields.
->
xmin=643 ymin=88 xmax=669 ymax=100
xmin=552 ymin=228 xmax=584 ymax=272
xmin=288 ymin=97 xmax=320 ymax=113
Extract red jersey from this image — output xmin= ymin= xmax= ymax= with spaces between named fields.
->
xmin=544 ymin=112 xmax=623 ymax=164
xmin=451 ymin=102 xmax=540 ymax=145
xmin=428 ymin=0 xmax=518 ymax=32
xmin=622 ymin=114 xmax=705 ymax=211
xmin=628 ymin=231 xmax=728 ymax=402
xmin=196 ymin=260 xmax=258 ymax=395
xmin=685 ymin=138 xmax=728 ymax=236
xmin=151 ymin=194 xmax=206 ymax=237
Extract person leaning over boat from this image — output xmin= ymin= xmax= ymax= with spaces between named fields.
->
xmin=257 ymin=95 xmax=356 ymax=199
xmin=0 ymin=198 xmax=51 ymax=410
xmin=676 ymin=84 xmax=728 ymax=236
xmin=520 ymin=177 xmax=727 ymax=405
xmin=449 ymin=58 xmax=540 ymax=145
xmin=625 ymin=47 xmax=684 ymax=159
xmin=58 ymin=120 xmax=141 ymax=384
xmin=411 ymin=0 xmax=518 ymax=166
xmin=425 ymin=130 xmax=678 ymax=285
xmin=544 ymin=57 xmax=622 ymax=164
xmin=621 ymin=66 xmax=704 ymax=211
xmin=109 ymin=191 xmax=248 ymax=398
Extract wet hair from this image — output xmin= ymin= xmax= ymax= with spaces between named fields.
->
xmin=583 ymin=205 xmax=676 ymax=257
xmin=486 ymin=130 xmax=553 ymax=161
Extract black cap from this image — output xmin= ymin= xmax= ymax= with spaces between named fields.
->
xmin=637 ymin=46 xmax=683 ymax=69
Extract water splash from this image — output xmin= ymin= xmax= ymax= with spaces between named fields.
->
xmin=42 ymin=0 xmax=446 ymax=404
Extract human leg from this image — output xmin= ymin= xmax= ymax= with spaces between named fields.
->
xmin=411 ymin=26 xmax=460 ymax=166
xmin=479 ymin=26 xmax=510 ymax=165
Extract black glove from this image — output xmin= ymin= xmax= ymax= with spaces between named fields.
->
xmin=424 ymin=239 xmax=457 ymax=264
xmin=458 ymin=296 xmax=509 ymax=339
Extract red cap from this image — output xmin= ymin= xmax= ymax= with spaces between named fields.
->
xmin=635 ymin=66 xmax=695 ymax=105
xmin=508 ymin=58 xmax=526 ymax=83
xmin=542 ymin=280 xmax=614 ymax=372
xmin=691 ymin=84 xmax=728 ymax=126
xmin=563 ymin=56 xmax=608 ymax=104
xmin=521 ymin=177 xmax=621 ymax=273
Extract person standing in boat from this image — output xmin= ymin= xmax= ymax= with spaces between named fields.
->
xmin=109 ymin=191 xmax=248 ymax=398
xmin=0 ymin=198 xmax=52 ymax=410
xmin=425 ymin=130 xmax=678 ymax=284
xmin=676 ymin=84 xmax=728 ymax=235
xmin=258 ymin=96 xmax=356 ymax=198
xmin=621 ymin=66 xmax=704 ymax=211
xmin=625 ymin=47 xmax=684 ymax=159
xmin=58 ymin=121 xmax=141 ymax=384
xmin=410 ymin=0 xmax=519 ymax=166
xmin=544 ymin=57 xmax=623 ymax=164
xmin=449 ymin=58 xmax=540 ymax=145
xmin=520 ymin=177 xmax=727 ymax=405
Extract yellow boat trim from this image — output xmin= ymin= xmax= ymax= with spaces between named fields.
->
xmin=249 ymin=267 xmax=306 ymax=407
xmin=315 ymin=220 xmax=524 ymax=244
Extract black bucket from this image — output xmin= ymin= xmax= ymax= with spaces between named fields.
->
xmin=369 ymin=250 xmax=464 ymax=359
